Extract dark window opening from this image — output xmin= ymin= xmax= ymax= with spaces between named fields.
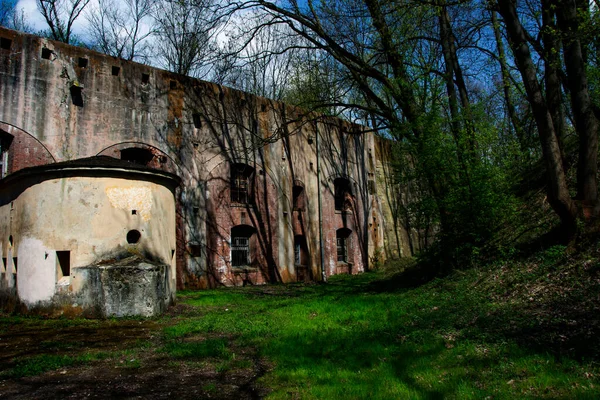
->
xmin=41 ymin=47 xmax=52 ymax=59
xmin=293 ymin=184 xmax=305 ymax=211
xmin=70 ymin=85 xmax=83 ymax=107
xmin=121 ymin=147 xmax=154 ymax=166
xmin=57 ymin=251 xmax=70 ymax=278
xmin=294 ymin=235 xmax=308 ymax=266
xmin=334 ymin=178 xmax=352 ymax=211
xmin=189 ymin=244 xmax=202 ymax=257
xmin=1 ymin=258 xmax=6 ymax=271
xmin=192 ymin=113 xmax=202 ymax=129
xmin=8 ymin=235 xmax=13 ymax=246
xmin=12 ymin=257 xmax=17 ymax=272
xmin=112 ymin=66 xmax=120 ymax=76
xmin=336 ymin=229 xmax=352 ymax=264
xmin=231 ymin=164 xmax=254 ymax=204
xmin=231 ymin=225 xmax=256 ymax=268
xmin=127 ymin=230 xmax=141 ymax=244
xmin=132 ymin=209 xmax=137 ymax=215
xmin=1 ymin=38 xmax=11 ymax=50
xmin=170 ymin=80 xmax=177 ymax=89
xmin=141 ymin=73 xmax=150 ymax=84
xmin=78 ymin=57 xmax=88 ymax=68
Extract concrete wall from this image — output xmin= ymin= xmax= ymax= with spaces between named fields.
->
xmin=0 ymin=175 xmax=176 ymax=313
xmin=0 ymin=27 xmax=411 ymax=290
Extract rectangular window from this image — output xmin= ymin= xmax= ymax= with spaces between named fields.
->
xmin=1 ymin=38 xmax=11 ymax=50
xmin=57 ymin=251 xmax=70 ymax=278
xmin=294 ymin=242 xmax=301 ymax=265
xmin=231 ymin=166 xmax=251 ymax=204
xmin=189 ymin=244 xmax=202 ymax=258
xmin=192 ymin=113 xmax=202 ymax=129
xmin=1 ymin=141 xmax=8 ymax=178
xmin=337 ymin=237 xmax=348 ymax=263
xmin=231 ymin=236 xmax=250 ymax=267
xmin=41 ymin=47 xmax=52 ymax=59
xmin=294 ymin=236 xmax=308 ymax=266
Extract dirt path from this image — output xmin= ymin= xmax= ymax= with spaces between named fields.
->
xmin=0 ymin=315 xmax=267 ymax=399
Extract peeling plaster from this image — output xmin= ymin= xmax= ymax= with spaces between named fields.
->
xmin=106 ymin=186 xmax=153 ymax=221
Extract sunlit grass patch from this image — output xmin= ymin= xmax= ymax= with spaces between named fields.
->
xmin=169 ymin=266 xmax=600 ymax=399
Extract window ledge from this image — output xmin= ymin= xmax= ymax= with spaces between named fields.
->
xmin=232 ymin=266 xmax=258 ymax=273
xmin=231 ymin=203 xmax=253 ymax=208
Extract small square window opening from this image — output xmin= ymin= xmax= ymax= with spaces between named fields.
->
xmin=0 ymin=38 xmax=11 ymax=50
xmin=41 ymin=48 xmax=52 ymax=59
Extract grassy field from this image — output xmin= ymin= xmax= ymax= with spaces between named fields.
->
xmin=1 ymin=246 xmax=600 ymax=399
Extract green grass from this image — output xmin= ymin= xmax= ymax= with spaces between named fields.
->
xmin=5 ymin=352 xmax=110 ymax=378
xmin=2 ymin=243 xmax=599 ymax=398
xmin=170 ymin=259 xmax=600 ymax=399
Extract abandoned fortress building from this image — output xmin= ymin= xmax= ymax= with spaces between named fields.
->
xmin=0 ymin=27 xmax=413 ymax=316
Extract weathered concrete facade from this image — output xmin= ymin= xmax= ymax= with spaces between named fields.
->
xmin=0 ymin=27 xmax=410 ymax=307
xmin=0 ymin=157 xmax=179 ymax=316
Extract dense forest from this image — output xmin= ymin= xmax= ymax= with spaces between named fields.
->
xmin=2 ymin=0 xmax=599 ymax=264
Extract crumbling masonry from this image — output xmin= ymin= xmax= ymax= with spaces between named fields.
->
xmin=0 ymin=28 xmax=413 ymax=315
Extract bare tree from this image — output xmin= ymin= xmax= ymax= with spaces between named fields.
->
xmin=1 ymin=1 xmax=32 ymax=32
xmin=86 ymin=0 xmax=155 ymax=62
xmin=36 ymin=0 xmax=91 ymax=44
xmin=0 ymin=0 xmax=16 ymax=27
xmin=153 ymin=0 xmax=221 ymax=77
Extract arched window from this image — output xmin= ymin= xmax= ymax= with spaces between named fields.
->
xmin=292 ymin=181 xmax=305 ymax=211
xmin=336 ymin=228 xmax=352 ymax=264
xmin=334 ymin=177 xmax=352 ymax=211
xmin=231 ymin=225 xmax=256 ymax=267
xmin=231 ymin=163 xmax=254 ymax=204
xmin=121 ymin=147 xmax=154 ymax=166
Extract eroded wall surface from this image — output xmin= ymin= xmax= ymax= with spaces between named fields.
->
xmin=0 ymin=175 xmax=176 ymax=314
xmin=0 ymin=27 xmax=408 ymax=289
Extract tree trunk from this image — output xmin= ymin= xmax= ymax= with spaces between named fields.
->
xmin=498 ymin=0 xmax=578 ymax=237
xmin=541 ymin=0 xmax=567 ymax=171
xmin=556 ymin=0 xmax=599 ymax=213
xmin=491 ymin=10 xmax=525 ymax=150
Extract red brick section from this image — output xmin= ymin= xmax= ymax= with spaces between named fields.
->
xmin=205 ymin=162 xmax=280 ymax=287
xmin=320 ymin=181 xmax=365 ymax=277
xmin=1 ymin=125 xmax=55 ymax=174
